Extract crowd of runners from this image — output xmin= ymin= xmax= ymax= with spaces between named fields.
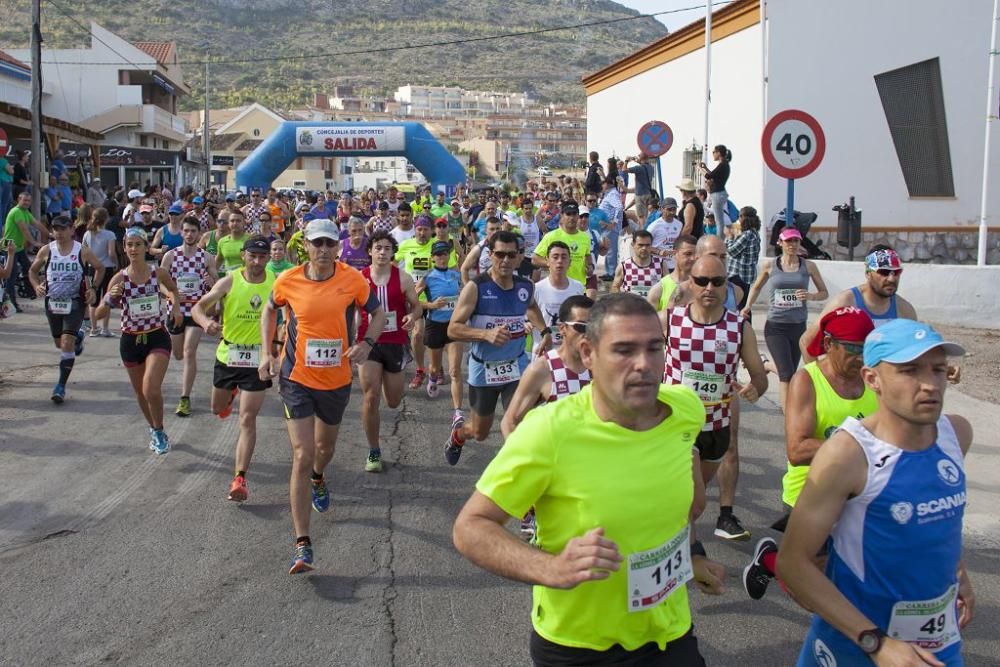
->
xmin=2 ymin=162 xmax=976 ymax=666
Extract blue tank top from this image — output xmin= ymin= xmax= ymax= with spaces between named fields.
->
xmin=468 ymin=273 xmax=533 ymax=386
xmin=161 ymin=225 xmax=184 ymax=251
xmin=423 ymin=268 xmax=461 ymax=323
xmin=799 ymin=416 xmax=966 ymax=666
xmin=851 ymin=286 xmax=897 ymax=328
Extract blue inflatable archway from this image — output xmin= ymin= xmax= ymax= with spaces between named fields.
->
xmin=235 ymin=121 xmax=466 ymax=194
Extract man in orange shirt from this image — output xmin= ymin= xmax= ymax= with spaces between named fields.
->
xmin=259 ymin=218 xmax=387 ymax=574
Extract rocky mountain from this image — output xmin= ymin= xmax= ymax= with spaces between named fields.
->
xmin=1 ymin=0 xmax=667 ymax=110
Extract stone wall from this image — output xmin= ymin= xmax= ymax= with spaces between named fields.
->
xmin=805 ymin=228 xmax=1000 ymax=265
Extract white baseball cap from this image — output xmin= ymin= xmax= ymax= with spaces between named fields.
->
xmin=304 ymin=218 xmax=339 ymax=241
xmin=127 ymin=189 xmax=143 ymax=200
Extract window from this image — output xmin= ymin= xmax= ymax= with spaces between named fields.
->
xmin=874 ymin=58 xmax=955 ymax=197
xmin=139 ymin=135 xmax=148 ymax=147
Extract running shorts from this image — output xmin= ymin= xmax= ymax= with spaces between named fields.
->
xmin=213 ymin=360 xmax=271 ymax=393
xmin=424 ymin=319 xmax=452 ymax=350
xmin=529 ymin=627 xmax=705 ymax=667
xmin=695 ymin=426 xmax=731 ymax=463
xmin=469 ymin=381 xmax=518 ymax=417
xmin=45 ymin=297 xmax=85 ymax=339
xmin=120 ymin=328 xmax=172 ymax=367
xmin=279 ymin=377 xmax=351 ymax=425
xmin=168 ymin=315 xmax=202 ymax=336
xmin=366 ymin=342 xmax=408 ymax=374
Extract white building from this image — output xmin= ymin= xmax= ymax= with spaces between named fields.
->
xmin=395 ymin=85 xmax=531 ymax=118
xmin=584 ymin=0 xmax=1000 ymax=264
xmin=9 ymin=22 xmax=190 ymax=188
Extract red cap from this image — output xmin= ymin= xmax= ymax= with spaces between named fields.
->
xmin=806 ymin=306 xmax=875 ymax=357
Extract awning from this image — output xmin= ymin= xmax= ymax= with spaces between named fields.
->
xmin=0 ymin=100 xmax=104 ymax=145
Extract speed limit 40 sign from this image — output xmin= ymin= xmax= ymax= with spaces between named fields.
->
xmin=761 ymin=110 xmax=826 ymax=179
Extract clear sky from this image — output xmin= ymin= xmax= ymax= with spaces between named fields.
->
xmin=615 ymin=0 xmax=716 ymax=31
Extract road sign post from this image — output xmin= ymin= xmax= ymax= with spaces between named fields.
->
xmin=761 ymin=109 xmax=826 ymax=241
xmin=636 ymin=120 xmax=674 ymax=203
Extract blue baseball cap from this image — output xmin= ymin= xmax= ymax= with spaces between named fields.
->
xmin=224 ymin=193 xmax=235 ymax=202
xmin=192 ymin=196 xmax=204 ymax=204
xmin=302 ymin=212 xmax=317 ymax=222
xmin=863 ymin=319 xmax=965 ymax=368
xmin=168 ymin=203 xmax=184 ymax=215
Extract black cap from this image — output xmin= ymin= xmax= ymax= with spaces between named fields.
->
xmin=378 ymin=201 xmax=390 ymax=210
xmin=561 ymin=200 xmax=580 ymax=215
xmin=50 ymin=215 xmax=72 ymax=228
xmin=242 ymin=235 xmax=271 ymax=253
xmin=431 ymin=241 xmax=451 ymax=256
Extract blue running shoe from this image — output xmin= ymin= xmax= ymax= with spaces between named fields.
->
xmin=288 ymin=542 xmax=315 ymax=574
xmin=311 ymin=478 xmax=330 ymax=513
xmin=74 ymin=329 xmax=85 ymax=356
xmin=151 ymin=429 xmax=170 ymax=455
xmin=50 ymin=383 xmax=66 ymax=404
xmin=444 ymin=414 xmax=465 ymax=466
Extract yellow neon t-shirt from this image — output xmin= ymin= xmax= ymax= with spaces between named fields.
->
xmin=534 ymin=228 xmax=590 ymax=284
xmin=476 ymin=383 xmax=704 ymax=651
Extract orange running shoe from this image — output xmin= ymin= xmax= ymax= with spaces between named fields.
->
xmin=227 ymin=474 xmax=248 ymax=502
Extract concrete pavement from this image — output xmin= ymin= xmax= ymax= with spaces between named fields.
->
xmin=0 ymin=304 xmax=998 ymax=666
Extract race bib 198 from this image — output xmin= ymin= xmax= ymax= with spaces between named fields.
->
xmin=887 ymin=585 xmax=961 ymax=652
xmin=305 ymin=338 xmax=343 ymax=367
xmin=627 ymin=525 xmax=693 ymax=613
xmin=681 ymin=369 xmax=726 ymax=404
xmin=48 ymin=298 xmax=72 ymax=315
xmin=227 ymin=343 xmax=260 ymax=368
xmin=484 ymin=358 xmax=521 ymax=386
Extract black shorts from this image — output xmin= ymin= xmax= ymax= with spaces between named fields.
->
xmin=424 ymin=319 xmax=452 ymax=349
xmin=279 ymin=377 xmax=351 ymax=425
xmin=530 ymin=628 xmax=704 ymax=667
xmin=469 ymin=381 xmax=518 ymax=417
xmin=695 ymin=426 xmax=731 ymax=463
xmin=120 ymin=328 xmax=172 ymax=367
xmin=213 ymin=359 xmax=272 ymax=392
xmin=168 ymin=315 xmax=202 ymax=336
xmin=45 ymin=297 xmax=85 ymax=339
xmin=366 ymin=342 xmax=407 ymax=374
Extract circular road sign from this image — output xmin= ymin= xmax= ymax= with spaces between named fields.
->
xmin=0 ymin=127 xmax=7 ymax=153
xmin=636 ymin=121 xmax=673 ymax=158
xmin=761 ymin=109 xmax=826 ymax=179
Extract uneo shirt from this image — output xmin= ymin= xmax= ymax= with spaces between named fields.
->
xmin=534 ymin=228 xmax=590 ymax=284
xmin=476 ymin=384 xmax=704 ymax=652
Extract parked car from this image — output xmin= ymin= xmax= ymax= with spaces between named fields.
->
xmin=536 ymin=166 xmax=552 ymax=176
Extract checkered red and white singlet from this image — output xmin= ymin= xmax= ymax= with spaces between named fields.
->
xmin=120 ymin=268 xmax=166 ymax=334
xmin=197 ymin=208 xmax=213 ymax=231
xmin=664 ymin=305 xmax=742 ymax=431
xmin=620 ymin=258 xmax=661 ymax=294
xmin=545 ymin=349 xmax=591 ymax=402
xmin=169 ymin=248 xmax=209 ymax=316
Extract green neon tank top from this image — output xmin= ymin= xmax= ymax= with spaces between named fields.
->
xmin=656 ymin=275 xmax=678 ymax=311
xmin=215 ymin=268 xmax=276 ymax=364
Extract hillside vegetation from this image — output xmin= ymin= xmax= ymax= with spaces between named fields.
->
xmin=2 ymin=0 xmax=667 ymax=110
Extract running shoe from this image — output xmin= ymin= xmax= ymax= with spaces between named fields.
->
xmin=148 ymin=426 xmax=156 ymax=451
xmin=742 ymin=537 xmax=778 ymax=600
xmin=715 ymin=513 xmax=752 ymax=541
xmin=426 ymin=376 xmax=439 ymax=398
xmin=89 ymin=327 xmax=100 ymax=337
xmin=434 ymin=370 xmax=446 ymax=385
xmin=100 ymin=328 xmax=116 ymax=337
xmin=311 ymin=478 xmax=330 ymax=512
xmin=288 ymin=542 xmax=315 ymax=575
xmin=218 ymin=388 xmax=237 ymax=419
xmin=365 ymin=452 xmax=384 ymax=473
xmin=408 ymin=368 xmax=426 ymax=390
xmin=74 ymin=329 xmax=85 ymax=356
xmin=176 ymin=396 xmax=191 ymax=417
xmin=227 ymin=474 xmax=248 ymax=502
xmin=50 ymin=383 xmax=66 ymax=404
xmin=151 ymin=429 xmax=170 ymax=455
xmin=444 ymin=413 xmax=466 ymax=466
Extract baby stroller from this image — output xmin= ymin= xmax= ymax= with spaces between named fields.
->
xmin=768 ymin=208 xmax=831 ymax=260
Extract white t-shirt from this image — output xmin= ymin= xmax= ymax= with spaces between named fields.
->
xmin=533 ymin=276 xmax=585 ymax=351
xmin=646 ymin=217 xmax=683 ymax=270
xmin=390 ymin=226 xmax=416 ymax=246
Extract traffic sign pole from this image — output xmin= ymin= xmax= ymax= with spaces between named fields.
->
xmin=786 ymin=178 xmax=794 ymax=235
xmin=656 ymin=157 xmax=664 ymax=206
xmin=761 ymin=109 xmax=826 ymax=243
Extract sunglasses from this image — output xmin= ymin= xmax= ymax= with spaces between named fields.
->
xmin=561 ymin=321 xmax=587 ymax=334
xmin=872 ymin=268 xmax=903 ymax=277
xmin=691 ymin=275 xmax=727 ymax=287
xmin=827 ymin=336 xmax=864 ymax=356
xmin=309 ymin=238 xmax=338 ymax=248
xmin=491 ymin=250 xmax=518 ymax=260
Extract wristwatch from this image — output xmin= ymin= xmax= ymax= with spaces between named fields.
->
xmin=363 ymin=336 xmax=376 ymax=347
xmin=540 ymin=327 xmax=553 ymax=337
xmin=857 ymin=628 xmax=886 ymax=655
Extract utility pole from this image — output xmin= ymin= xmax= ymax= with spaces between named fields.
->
xmin=978 ymin=0 xmax=999 ymax=266
xmin=703 ymin=0 xmax=713 ymax=167
xmin=30 ymin=0 xmax=43 ymax=221
xmin=203 ymin=60 xmax=210 ymax=191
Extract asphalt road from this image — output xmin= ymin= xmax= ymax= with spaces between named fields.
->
xmin=1 ymin=303 xmax=998 ymax=666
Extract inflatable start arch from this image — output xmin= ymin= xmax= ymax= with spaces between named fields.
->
xmin=235 ymin=121 xmax=466 ymax=193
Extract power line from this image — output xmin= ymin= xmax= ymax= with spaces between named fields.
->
xmin=43 ymin=0 xmax=152 ymax=73
xmin=36 ymin=1 xmax=733 ymax=68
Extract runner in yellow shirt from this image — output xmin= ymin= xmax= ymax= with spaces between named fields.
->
xmin=454 ymin=293 xmax=725 ymax=665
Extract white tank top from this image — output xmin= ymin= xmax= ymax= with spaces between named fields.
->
xmin=46 ymin=240 xmax=84 ymax=300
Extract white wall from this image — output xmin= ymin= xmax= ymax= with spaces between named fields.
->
xmin=586 ymin=24 xmax=763 ymax=211
xmin=765 ymin=0 xmax=999 ymax=228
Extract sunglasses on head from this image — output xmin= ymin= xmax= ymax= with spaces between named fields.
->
xmin=691 ymin=275 xmax=727 ymax=287
xmin=491 ymin=250 xmax=518 ymax=260
xmin=561 ymin=321 xmax=587 ymax=334
xmin=309 ymin=238 xmax=337 ymax=248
